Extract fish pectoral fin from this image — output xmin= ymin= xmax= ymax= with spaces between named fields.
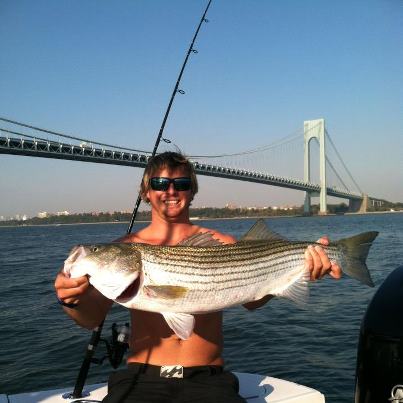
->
xmin=162 ymin=312 xmax=195 ymax=340
xmin=240 ymin=219 xmax=287 ymax=242
xmin=144 ymin=285 xmax=188 ymax=299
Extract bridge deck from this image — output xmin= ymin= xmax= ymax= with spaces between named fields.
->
xmin=0 ymin=136 xmax=363 ymax=200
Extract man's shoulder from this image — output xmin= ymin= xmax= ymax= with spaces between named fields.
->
xmin=114 ymin=224 xmax=237 ymax=246
xmin=114 ymin=232 xmax=145 ymax=244
xmin=115 ymin=226 xmax=166 ymax=245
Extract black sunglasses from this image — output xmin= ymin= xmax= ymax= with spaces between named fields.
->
xmin=150 ymin=177 xmax=192 ymax=191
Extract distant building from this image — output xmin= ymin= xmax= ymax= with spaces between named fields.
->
xmin=37 ymin=212 xmax=48 ymax=218
xmin=56 ymin=211 xmax=70 ymax=216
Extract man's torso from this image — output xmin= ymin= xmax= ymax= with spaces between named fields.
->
xmin=119 ymin=224 xmax=229 ymax=367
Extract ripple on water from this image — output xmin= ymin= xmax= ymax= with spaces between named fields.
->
xmin=0 ymin=214 xmax=402 ymax=402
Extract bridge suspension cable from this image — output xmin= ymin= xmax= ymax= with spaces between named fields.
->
xmin=325 ymin=155 xmax=350 ymax=191
xmin=0 ymin=116 xmax=151 ymax=154
xmin=310 ymin=137 xmax=350 ymax=191
xmin=2 ymin=114 xmax=362 ymax=196
xmin=188 ymin=132 xmax=301 ymax=159
xmin=0 ymin=117 xmax=303 ymax=180
xmin=325 ymin=129 xmax=363 ymax=193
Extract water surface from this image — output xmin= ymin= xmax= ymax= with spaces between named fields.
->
xmin=0 ymin=213 xmax=401 ymax=402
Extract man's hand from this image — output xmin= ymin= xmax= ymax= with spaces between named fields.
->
xmin=54 ymin=271 xmax=90 ymax=306
xmin=54 ymin=270 xmax=112 ymax=329
xmin=304 ymin=236 xmax=342 ymax=281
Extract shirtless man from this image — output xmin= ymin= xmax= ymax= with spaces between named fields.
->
xmin=54 ymin=151 xmax=341 ymax=403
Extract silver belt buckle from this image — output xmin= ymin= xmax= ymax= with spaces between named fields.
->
xmin=160 ymin=365 xmax=184 ymax=378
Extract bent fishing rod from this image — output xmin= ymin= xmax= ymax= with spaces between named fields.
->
xmin=126 ymin=0 xmax=213 ymax=234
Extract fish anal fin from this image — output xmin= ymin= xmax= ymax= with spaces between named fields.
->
xmin=144 ymin=285 xmax=188 ymax=299
xmin=162 ymin=312 xmax=195 ymax=340
xmin=266 ymin=269 xmax=310 ymax=307
xmin=280 ymin=272 xmax=310 ymax=307
xmin=241 ymin=219 xmax=287 ymax=242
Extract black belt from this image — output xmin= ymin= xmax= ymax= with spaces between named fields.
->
xmin=127 ymin=363 xmax=224 ymax=379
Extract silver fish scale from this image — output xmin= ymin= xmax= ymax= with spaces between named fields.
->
xmin=139 ymin=242 xmax=343 ymax=278
xmin=139 ymin=241 xmax=295 ymax=263
xmin=126 ymin=242 xmax=345 ymax=313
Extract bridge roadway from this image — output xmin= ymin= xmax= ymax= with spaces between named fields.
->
xmin=0 ymin=136 xmax=362 ymax=202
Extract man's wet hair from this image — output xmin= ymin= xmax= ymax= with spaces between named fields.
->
xmin=140 ymin=151 xmax=198 ymax=202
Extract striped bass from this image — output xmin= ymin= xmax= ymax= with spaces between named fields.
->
xmin=63 ymin=220 xmax=378 ymax=339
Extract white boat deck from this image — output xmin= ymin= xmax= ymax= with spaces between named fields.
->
xmin=1 ymin=372 xmax=325 ymax=402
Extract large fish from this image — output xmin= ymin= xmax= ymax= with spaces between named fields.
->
xmin=63 ymin=220 xmax=378 ymax=339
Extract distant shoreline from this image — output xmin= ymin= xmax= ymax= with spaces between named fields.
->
xmin=1 ymin=210 xmax=401 ymax=228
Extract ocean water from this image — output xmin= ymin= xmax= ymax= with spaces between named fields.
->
xmin=0 ymin=213 xmax=402 ymax=402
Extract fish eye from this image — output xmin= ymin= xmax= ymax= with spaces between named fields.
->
xmin=91 ymin=246 xmax=99 ymax=252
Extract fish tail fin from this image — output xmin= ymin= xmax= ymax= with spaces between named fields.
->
xmin=335 ymin=231 xmax=379 ymax=287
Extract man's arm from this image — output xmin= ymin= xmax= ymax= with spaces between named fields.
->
xmin=54 ymin=271 xmax=113 ymax=330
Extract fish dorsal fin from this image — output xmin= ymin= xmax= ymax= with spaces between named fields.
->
xmin=241 ymin=219 xmax=287 ymax=242
xmin=178 ymin=232 xmax=223 ymax=247
xmin=161 ymin=312 xmax=195 ymax=340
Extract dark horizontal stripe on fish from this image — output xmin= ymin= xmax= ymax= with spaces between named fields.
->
xmin=152 ymin=240 xmax=310 ymax=257
xmin=141 ymin=247 xmax=343 ymax=286
xmin=143 ymin=248 xmax=305 ymax=270
xmin=147 ymin=245 xmax=340 ymax=268
xmin=144 ymin=250 xmax=309 ymax=274
xmin=144 ymin=240 xmax=300 ymax=256
xmin=168 ymin=268 xmax=309 ymax=293
xmin=142 ymin=245 xmax=323 ymax=270
xmin=142 ymin=242 xmax=319 ymax=265
xmin=142 ymin=254 xmax=307 ymax=282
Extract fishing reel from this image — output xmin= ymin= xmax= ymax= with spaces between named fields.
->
xmin=93 ymin=322 xmax=130 ymax=369
xmin=64 ymin=322 xmax=130 ymax=400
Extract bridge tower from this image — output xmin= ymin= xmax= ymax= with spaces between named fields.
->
xmin=303 ymin=118 xmax=327 ymax=215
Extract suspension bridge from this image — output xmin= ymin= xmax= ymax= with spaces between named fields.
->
xmin=0 ymin=117 xmax=383 ymax=214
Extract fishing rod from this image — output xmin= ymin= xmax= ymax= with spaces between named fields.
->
xmin=64 ymin=321 xmax=105 ymax=399
xmin=69 ymin=2 xmax=214 ymax=395
xmin=126 ymin=0 xmax=213 ymax=234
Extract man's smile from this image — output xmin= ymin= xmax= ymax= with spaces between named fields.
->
xmin=163 ymin=199 xmax=180 ymax=205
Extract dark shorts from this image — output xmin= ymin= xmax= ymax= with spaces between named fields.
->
xmin=102 ymin=363 xmax=247 ymax=403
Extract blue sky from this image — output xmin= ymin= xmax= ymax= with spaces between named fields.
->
xmin=0 ymin=0 xmax=402 ymax=218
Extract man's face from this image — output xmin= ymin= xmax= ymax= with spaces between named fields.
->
xmin=146 ymin=167 xmax=193 ymax=221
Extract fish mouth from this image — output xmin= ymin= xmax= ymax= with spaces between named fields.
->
xmin=64 ymin=245 xmax=88 ymax=273
xmin=116 ymin=276 xmax=141 ymax=303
